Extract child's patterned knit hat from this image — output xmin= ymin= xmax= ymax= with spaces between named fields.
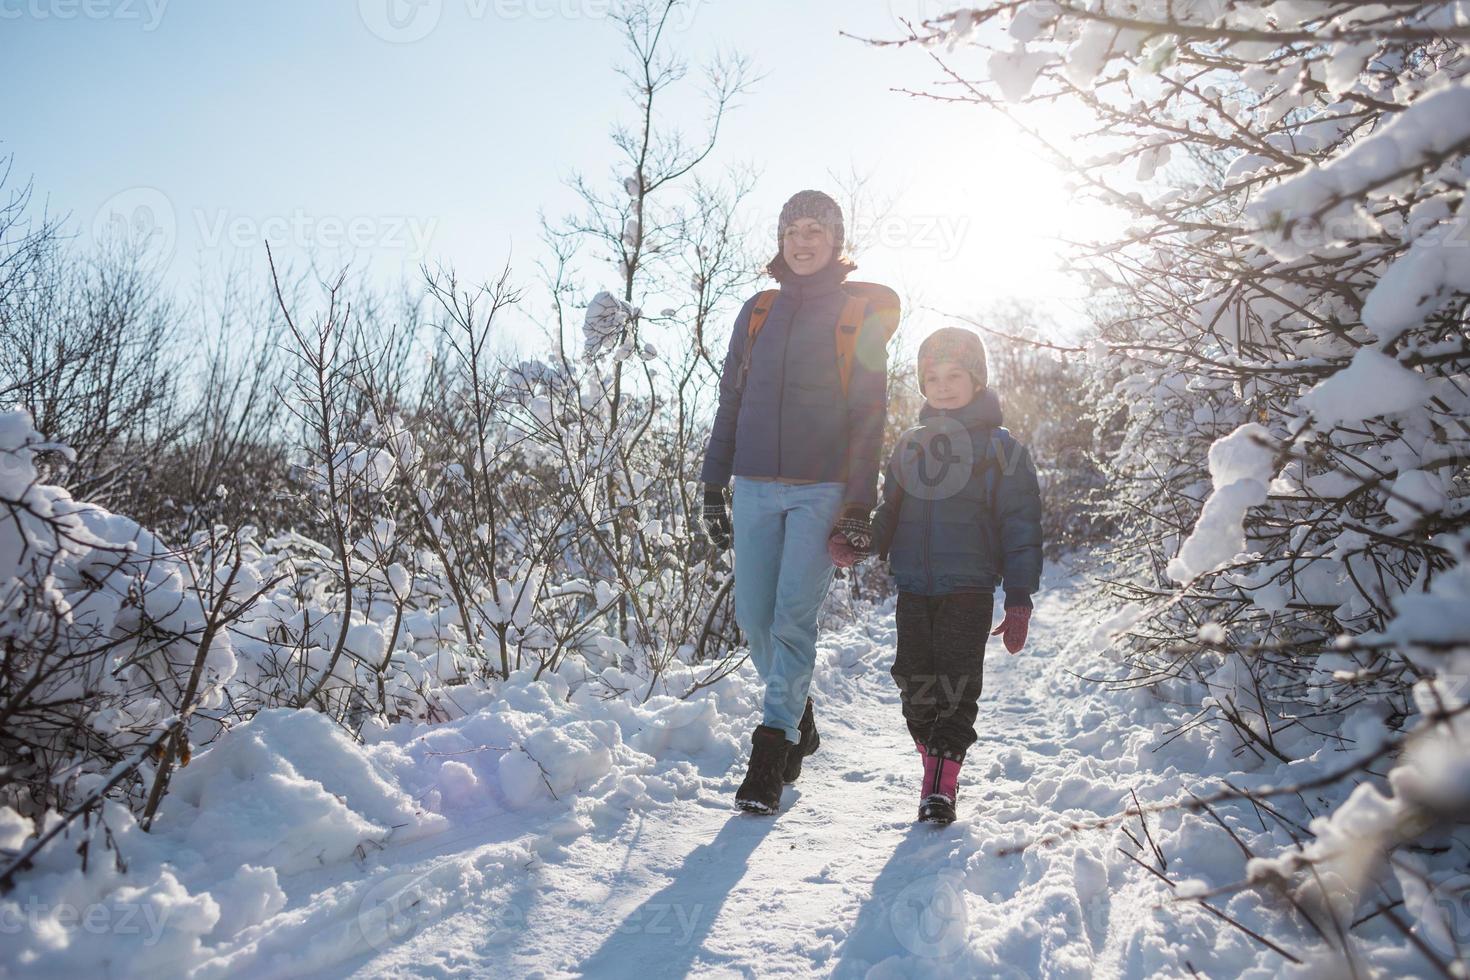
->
xmin=917 ymin=327 xmax=988 ymax=394
xmin=777 ymin=190 xmax=845 ymax=257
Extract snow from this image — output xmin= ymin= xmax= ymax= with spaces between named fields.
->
xmin=9 ymin=4 xmax=1470 ymax=976
xmin=1063 ymin=21 xmax=1133 ymax=88
xmin=1385 ymin=469 xmax=1450 ymax=527
xmin=1296 ymin=347 xmax=1431 ymax=427
xmin=917 ymin=6 xmax=1470 ymax=975
xmin=1362 ymin=211 xmax=1470 ymax=339
xmin=1135 ymin=142 xmax=1171 ymax=182
xmin=1167 ymin=423 xmax=1276 ymax=582
xmin=987 ymin=45 xmax=1055 ymax=102
xmin=1197 ymin=621 xmax=1227 ymax=643
xmin=1375 ymin=542 xmax=1470 ymax=650
xmin=1166 ymin=478 xmax=1267 ymax=582
xmin=1204 ymin=422 xmax=1276 ymax=491
xmin=157 ymin=709 xmax=447 ymax=874
xmin=1394 ymin=705 xmax=1470 ymax=813
xmin=330 ymin=443 xmax=397 ymax=493
xmin=5 ymin=562 xmax=1457 ymax=977
xmin=584 ymin=291 xmax=640 ymax=359
xmin=1250 ymin=72 xmax=1470 ymax=260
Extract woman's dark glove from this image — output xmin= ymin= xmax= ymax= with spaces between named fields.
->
xmin=831 ymin=505 xmax=872 ymax=562
xmin=701 ymin=484 xmax=732 ymax=550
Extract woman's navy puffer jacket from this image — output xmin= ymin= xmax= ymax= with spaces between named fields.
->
xmin=699 ymin=261 xmax=888 ymax=508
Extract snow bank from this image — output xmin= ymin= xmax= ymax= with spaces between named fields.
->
xmin=1 ymin=644 xmax=753 ymax=976
xmin=155 ymin=709 xmax=447 ymax=875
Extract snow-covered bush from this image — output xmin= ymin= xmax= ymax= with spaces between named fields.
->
xmin=0 ymin=646 xmax=756 ymax=976
xmin=890 ymin=1 xmax=1470 ymax=970
xmin=0 ymin=403 xmax=490 ymax=873
xmin=0 ymin=410 xmax=247 ymax=825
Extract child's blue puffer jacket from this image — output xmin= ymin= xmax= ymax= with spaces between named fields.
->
xmin=871 ymin=387 xmax=1044 ymax=604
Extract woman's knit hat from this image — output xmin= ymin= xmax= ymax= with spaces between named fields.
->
xmin=917 ymin=327 xmax=988 ymax=394
xmin=777 ymin=189 xmax=845 ymax=257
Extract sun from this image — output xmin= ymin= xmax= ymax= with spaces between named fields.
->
xmin=859 ymin=99 xmax=1123 ymax=341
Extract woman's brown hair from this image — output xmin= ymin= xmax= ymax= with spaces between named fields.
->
xmin=765 ymin=252 xmax=858 ymax=284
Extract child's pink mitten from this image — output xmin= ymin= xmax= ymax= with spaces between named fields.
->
xmin=991 ymin=606 xmax=1032 ymax=654
xmin=827 ymin=532 xmax=858 ymax=568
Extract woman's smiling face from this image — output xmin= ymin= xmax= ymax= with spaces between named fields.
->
xmin=782 ymin=217 xmax=835 ymax=276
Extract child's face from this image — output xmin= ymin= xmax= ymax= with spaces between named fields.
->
xmin=923 ymin=360 xmax=976 ymax=410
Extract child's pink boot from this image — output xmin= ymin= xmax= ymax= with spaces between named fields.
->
xmin=918 ymin=745 xmax=963 ymax=826
xmin=916 ymin=740 xmax=938 ymax=798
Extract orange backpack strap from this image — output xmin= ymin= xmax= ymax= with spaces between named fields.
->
xmin=836 ymin=281 xmax=902 ymax=397
xmin=738 ymin=285 xmax=900 ymax=396
xmin=747 ymin=289 xmax=778 ymax=340
xmin=737 ymin=289 xmax=780 ymax=390
xmin=834 ymin=295 xmax=870 ymax=397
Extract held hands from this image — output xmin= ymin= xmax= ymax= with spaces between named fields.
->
xmin=991 ymin=606 xmax=1032 ymax=654
xmin=701 ymin=484 xmax=732 ymax=551
xmin=828 ymin=506 xmax=872 ymax=568
xmin=827 ymin=532 xmax=859 ymax=568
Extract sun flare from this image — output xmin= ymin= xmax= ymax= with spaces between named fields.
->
xmin=863 ymin=101 xmax=1122 ymax=341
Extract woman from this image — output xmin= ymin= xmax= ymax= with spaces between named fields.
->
xmin=699 ymin=189 xmax=890 ymax=814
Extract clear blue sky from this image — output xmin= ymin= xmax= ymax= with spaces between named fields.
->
xmin=2 ymin=0 xmax=1109 ymax=348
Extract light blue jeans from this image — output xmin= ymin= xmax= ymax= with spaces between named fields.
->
xmin=731 ymin=476 xmax=846 ymax=744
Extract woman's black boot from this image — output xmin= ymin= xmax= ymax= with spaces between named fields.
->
xmin=782 ymin=697 xmax=820 ymax=784
xmin=735 ymin=725 xmax=791 ymax=814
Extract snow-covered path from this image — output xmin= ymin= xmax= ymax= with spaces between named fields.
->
xmin=5 ymin=492 xmax=1450 ymax=978
xmin=205 ymin=565 xmax=1220 ymax=980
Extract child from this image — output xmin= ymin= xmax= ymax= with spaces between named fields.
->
xmin=831 ymin=326 xmax=1043 ymax=825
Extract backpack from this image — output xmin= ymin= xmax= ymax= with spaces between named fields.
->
xmin=737 ymin=280 xmax=901 ymax=397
